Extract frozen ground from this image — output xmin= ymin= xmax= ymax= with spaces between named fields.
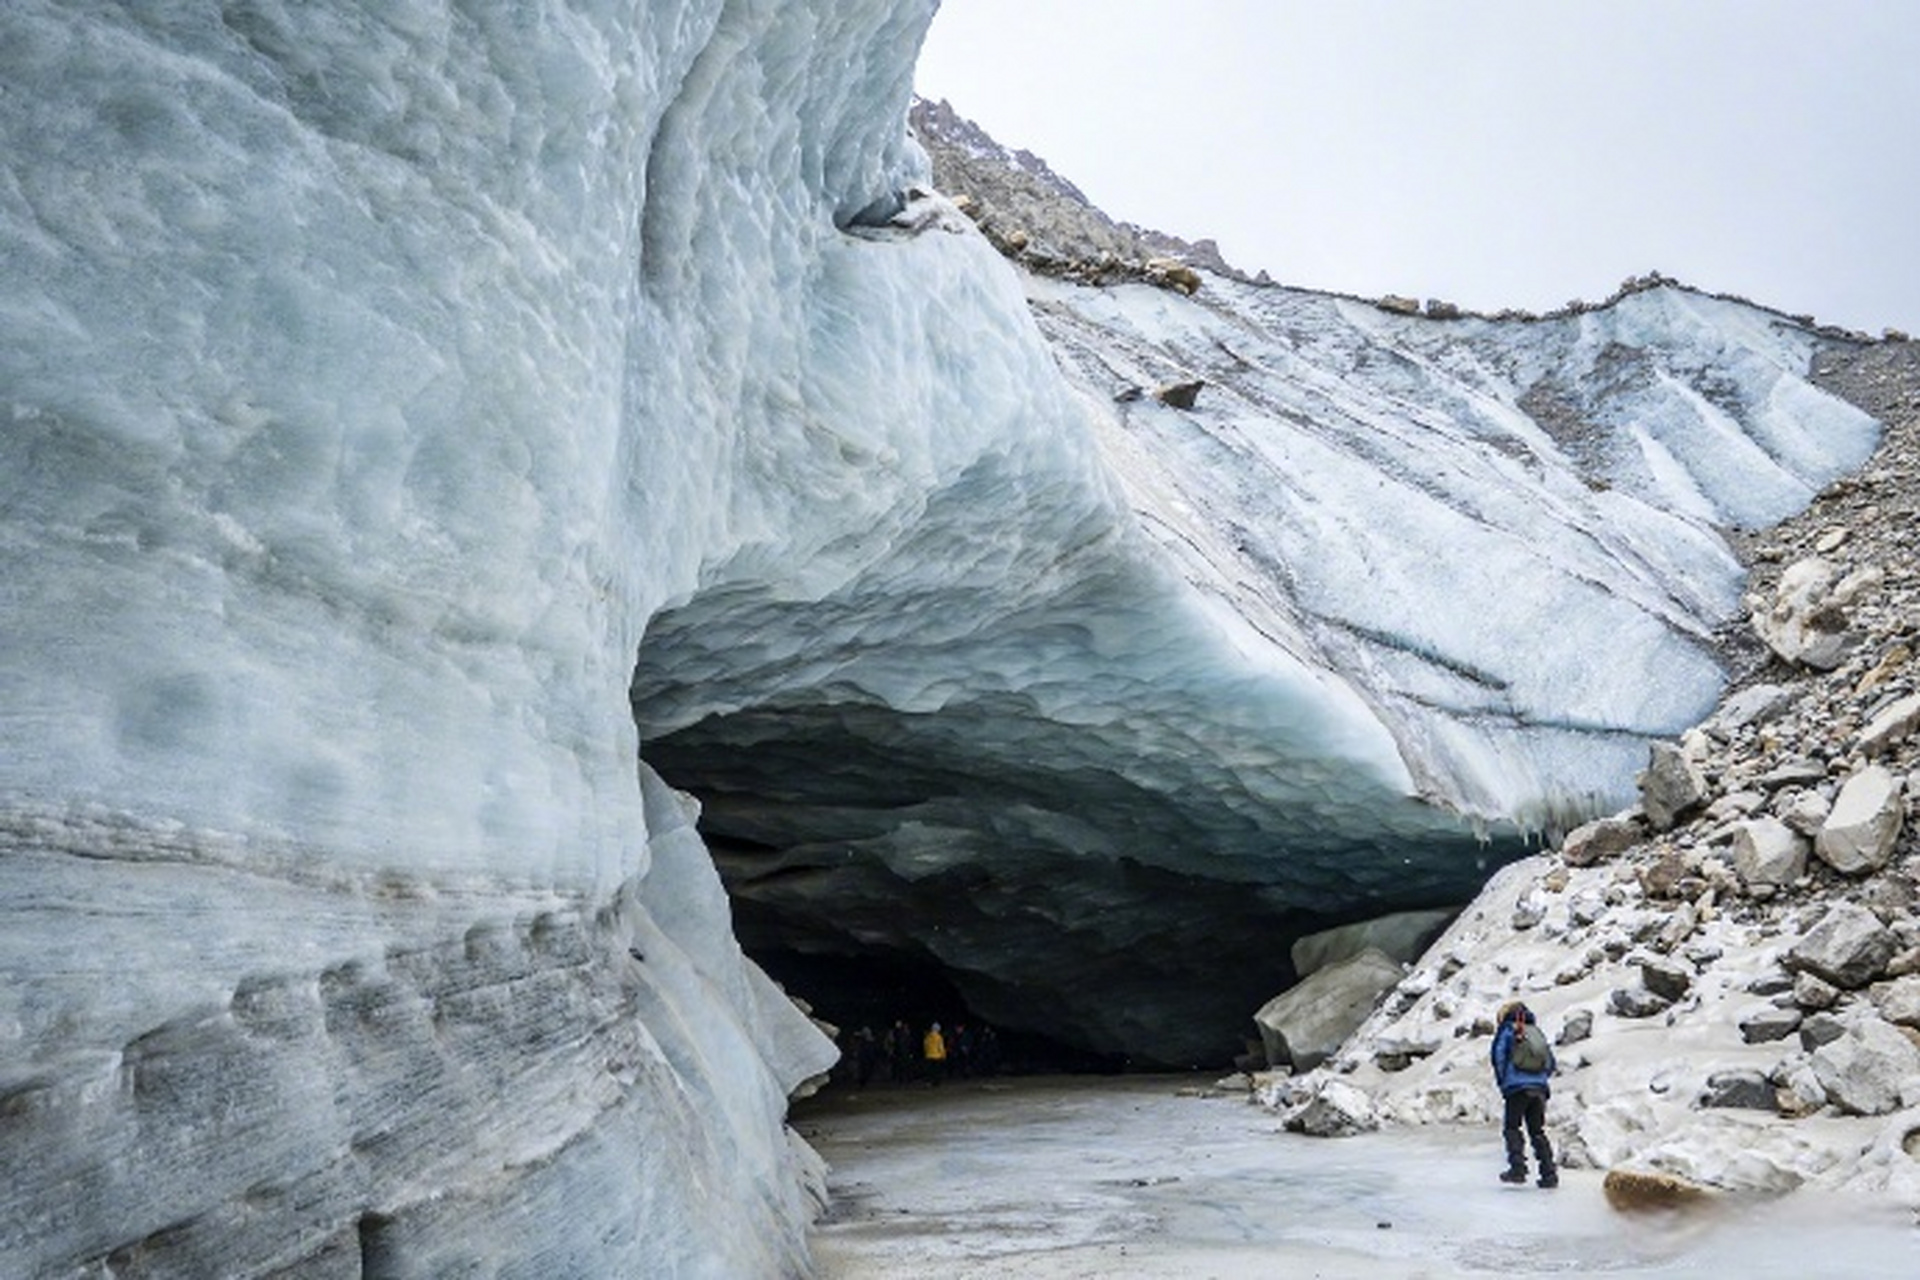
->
xmin=800 ymin=1075 xmax=1916 ymax=1278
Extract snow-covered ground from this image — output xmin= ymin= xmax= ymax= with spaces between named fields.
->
xmin=803 ymin=1075 xmax=1916 ymax=1278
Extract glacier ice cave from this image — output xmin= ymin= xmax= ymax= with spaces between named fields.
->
xmin=0 ymin=0 xmax=1884 ymax=1274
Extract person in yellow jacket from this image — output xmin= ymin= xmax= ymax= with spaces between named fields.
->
xmin=922 ymin=1021 xmax=948 ymax=1085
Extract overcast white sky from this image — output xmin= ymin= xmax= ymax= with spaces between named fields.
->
xmin=915 ymin=1 xmax=1920 ymax=336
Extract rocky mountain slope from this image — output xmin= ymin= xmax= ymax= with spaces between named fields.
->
xmin=1270 ymin=340 xmax=1920 ymax=1203
xmin=908 ymin=96 xmax=1258 ymax=288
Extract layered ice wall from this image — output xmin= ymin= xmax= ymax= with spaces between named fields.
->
xmin=0 ymin=0 xmax=945 ymax=1272
xmin=1031 ymin=280 xmax=1878 ymax=827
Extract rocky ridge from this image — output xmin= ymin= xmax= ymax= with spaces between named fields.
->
xmin=909 ymin=97 xmax=1243 ymax=294
xmin=911 ymin=100 xmax=1908 ymax=344
xmin=1260 ymin=339 xmax=1920 ymax=1205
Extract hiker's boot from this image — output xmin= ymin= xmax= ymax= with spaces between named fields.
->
xmin=1499 ymin=1167 xmax=1528 ymax=1185
xmin=1537 ymin=1168 xmax=1559 ymax=1189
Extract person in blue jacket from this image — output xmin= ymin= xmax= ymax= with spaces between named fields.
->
xmin=1490 ymin=1000 xmax=1557 ymax=1188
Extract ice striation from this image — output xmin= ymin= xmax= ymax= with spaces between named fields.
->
xmin=0 ymin=0 xmax=1891 ymax=1273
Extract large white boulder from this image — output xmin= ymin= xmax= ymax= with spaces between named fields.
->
xmin=1815 ymin=765 xmax=1906 ymax=874
xmin=1289 ymin=908 xmax=1458 ymax=978
xmin=1730 ymin=816 xmax=1810 ymax=889
xmin=1254 ymin=947 xmax=1406 ymax=1072
xmin=1811 ymin=1019 xmax=1920 ymax=1116
xmin=1750 ymin=557 xmax=1852 ymax=669
xmin=1858 ymin=691 xmax=1920 ymax=757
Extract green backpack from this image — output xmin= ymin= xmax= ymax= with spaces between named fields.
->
xmin=1511 ymin=1019 xmax=1551 ymax=1073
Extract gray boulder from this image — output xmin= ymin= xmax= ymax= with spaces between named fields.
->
xmin=1810 ymin=1019 xmax=1920 ymax=1116
xmin=1814 ymin=765 xmax=1906 ymax=874
xmin=1640 ymin=956 xmax=1693 ymax=1002
xmin=1793 ymin=970 xmax=1842 ymax=1010
xmin=1282 ymin=1079 xmax=1379 ymax=1138
xmin=1511 ymin=892 xmax=1547 ymax=931
xmin=1289 ymin=907 xmax=1457 ymax=979
xmin=1757 ymin=760 xmax=1827 ymax=791
xmin=1254 ymin=947 xmax=1405 ymax=1072
xmin=1798 ymin=1011 xmax=1849 ymax=1050
xmin=1707 ymin=790 xmax=1766 ymax=821
xmin=1560 ymin=814 xmax=1646 ymax=867
xmin=1870 ymin=975 xmax=1920 ymax=1029
xmin=1787 ymin=902 xmax=1898 ymax=989
xmin=1778 ymin=789 xmax=1832 ymax=837
xmin=1608 ymin=986 xmax=1671 ymax=1019
xmin=1371 ymin=1032 xmax=1442 ymax=1073
xmin=1858 ymin=691 xmax=1920 ymax=757
xmin=1639 ymin=741 xmax=1709 ymax=831
xmin=1707 ymin=683 xmax=1796 ymax=738
xmin=1738 ymin=1006 xmax=1802 ymax=1044
xmin=1730 ymin=817 xmax=1809 ymax=889
xmin=1698 ymin=1070 xmax=1777 ymax=1111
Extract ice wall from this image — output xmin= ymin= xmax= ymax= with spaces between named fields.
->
xmin=1030 ymin=279 xmax=1881 ymax=827
xmin=0 ymin=0 xmax=942 ymax=1272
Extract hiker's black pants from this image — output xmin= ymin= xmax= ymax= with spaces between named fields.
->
xmin=1502 ymin=1087 xmax=1553 ymax=1172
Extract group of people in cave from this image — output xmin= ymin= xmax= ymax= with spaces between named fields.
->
xmin=840 ymin=1018 xmax=1002 ymax=1086
xmin=828 ymin=1000 xmax=1556 ymax=1191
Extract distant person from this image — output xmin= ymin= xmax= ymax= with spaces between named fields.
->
xmin=976 ymin=1025 xmax=1001 ymax=1077
xmin=952 ymin=1022 xmax=975 ymax=1078
xmin=1490 ymin=1001 xmax=1557 ymax=1188
xmin=922 ymin=1021 xmax=948 ymax=1085
xmin=889 ymin=1019 xmax=914 ymax=1084
xmin=852 ymin=1026 xmax=879 ymax=1087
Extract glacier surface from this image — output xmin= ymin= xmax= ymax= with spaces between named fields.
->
xmin=0 ymin=0 xmax=1884 ymax=1272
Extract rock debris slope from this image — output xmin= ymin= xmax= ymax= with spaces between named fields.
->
xmin=1274 ymin=341 xmax=1920 ymax=1201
